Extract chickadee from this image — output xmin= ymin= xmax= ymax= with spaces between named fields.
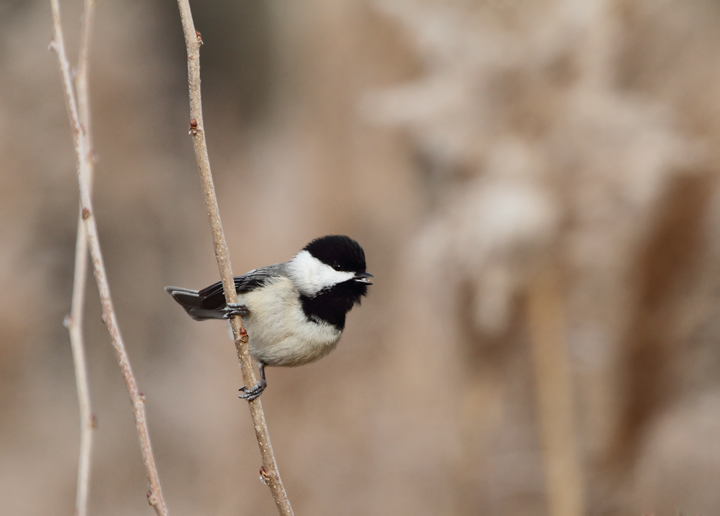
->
xmin=165 ymin=235 xmax=372 ymax=401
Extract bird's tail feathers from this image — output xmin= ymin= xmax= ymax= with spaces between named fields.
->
xmin=165 ymin=286 xmax=202 ymax=307
xmin=165 ymin=286 xmax=228 ymax=321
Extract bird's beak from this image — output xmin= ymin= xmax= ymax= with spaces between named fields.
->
xmin=354 ymin=271 xmax=373 ymax=285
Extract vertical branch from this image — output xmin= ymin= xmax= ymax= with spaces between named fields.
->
xmin=63 ymin=2 xmax=98 ymax=515
xmin=174 ymin=2 xmax=294 ymax=515
xmin=76 ymin=0 xmax=96 ymax=165
xmin=50 ymin=2 xmax=169 ymax=515
xmin=527 ymin=265 xmax=585 ymax=516
xmin=66 ymin=221 xmax=95 ymax=516
xmin=66 ymin=217 xmax=95 ymax=516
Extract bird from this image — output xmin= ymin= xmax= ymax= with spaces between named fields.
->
xmin=165 ymin=235 xmax=372 ymax=401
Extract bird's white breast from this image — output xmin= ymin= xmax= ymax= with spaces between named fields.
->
xmin=238 ymin=276 xmax=342 ymax=367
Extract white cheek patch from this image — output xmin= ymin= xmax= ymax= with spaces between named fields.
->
xmin=287 ymin=250 xmax=355 ymax=296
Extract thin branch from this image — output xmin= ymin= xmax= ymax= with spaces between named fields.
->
xmin=63 ymin=1 xmax=98 ymax=515
xmin=65 ymin=219 xmax=95 ymax=516
xmin=76 ymin=0 xmax=96 ymax=172
xmin=50 ymin=1 xmax=169 ymax=515
xmin=527 ymin=265 xmax=585 ymax=516
xmin=174 ymin=2 xmax=294 ymax=515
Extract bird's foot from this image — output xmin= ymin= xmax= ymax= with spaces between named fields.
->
xmin=239 ymin=379 xmax=267 ymax=402
xmin=221 ymin=303 xmax=249 ymax=319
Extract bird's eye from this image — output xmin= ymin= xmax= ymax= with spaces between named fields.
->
xmin=333 ymin=263 xmax=342 ymax=271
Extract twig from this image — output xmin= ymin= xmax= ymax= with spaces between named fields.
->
xmin=49 ymin=1 xmax=169 ymax=515
xmin=65 ymin=221 xmax=95 ymax=516
xmin=66 ymin=217 xmax=95 ymax=516
xmin=527 ymin=265 xmax=585 ymax=516
xmin=174 ymin=2 xmax=294 ymax=515
xmin=76 ymin=0 xmax=96 ymax=158
xmin=63 ymin=1 xmax=98 ymax=515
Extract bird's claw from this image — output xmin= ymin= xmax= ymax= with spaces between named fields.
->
xmin=221 ymin=303 xmax=249 ymax=319
xmin=239 ymin=379 xmax=267 ymax=402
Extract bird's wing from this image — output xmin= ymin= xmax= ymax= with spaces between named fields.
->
xmin=197 ymin=264 xmax=284 ymax=310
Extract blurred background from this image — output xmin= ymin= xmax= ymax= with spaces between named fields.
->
xmin=3 ymin=0 xmax=720 ymax=514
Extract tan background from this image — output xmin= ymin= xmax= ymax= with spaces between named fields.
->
xmin=3 ymin=0 xmax=720 ymax=515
